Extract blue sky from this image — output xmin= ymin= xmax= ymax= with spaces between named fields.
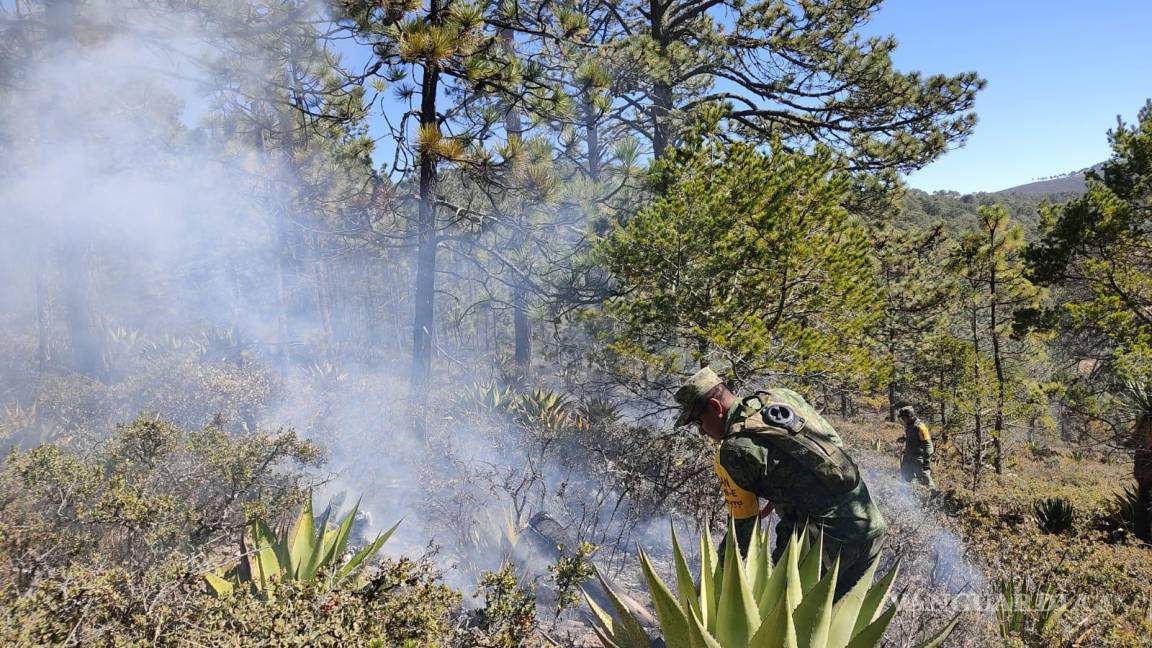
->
xmin=866 ymin=0 xmax=1152 ymax=193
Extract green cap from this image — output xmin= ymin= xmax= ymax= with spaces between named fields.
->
xmin=674 ymin=367 xmax=724 ymax=427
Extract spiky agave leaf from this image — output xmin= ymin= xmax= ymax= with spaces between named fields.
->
xmin=287 ymin=496 xmax=318 ymax=580
xmin=637 ymin=547 xmax=690 ymax=648
xmin=204 ymin=495 xmax=397 ymax=595
xmin=587 ymin=525 xmax=944 ymax=648
xmin=339 ymin=519 xmax=401 ymax=585
xmin=204 ymin=571 xmax=234 ymax=596
xmin=670 ymin=524 xmax=701 ymax=619
xmin=716 ymin=518 xmax=760 ymax=646
xmin=826 ymin=556 xmax=883 ymax=648
xmin=791 ymin=554 xmax=837 ymax=648
xmin=592 ymin=567 xmax=651 ymax=648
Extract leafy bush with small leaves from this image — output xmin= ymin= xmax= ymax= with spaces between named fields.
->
xmin=548 ymin=541 xmax=597 ymax=619
xmin=468 ymin=562 xmax=541 ymax=648
xmin=1032 ymin=497 xmax=1076 ymax=534
xmin=0 ymin=556 xmax=464 ymax=646
xmin=0 ymin=416 xmax=321 ymax=584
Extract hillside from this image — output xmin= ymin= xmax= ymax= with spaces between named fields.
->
xmin=995 ymin=163 xmax=1103 ymax=195
xmin=899 ymin=188 xmax=1063 ymax=238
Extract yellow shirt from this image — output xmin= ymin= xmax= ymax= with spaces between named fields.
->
xmin=714 ymin=446 xmax=759 ymax=519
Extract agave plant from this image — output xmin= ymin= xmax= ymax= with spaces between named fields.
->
xmin=1032 ymin=497 xmax=1075 ymax=534
xmin=466 ymin=381 xmax=517 ymax=416
xmin=515 ymin=389 xmax=573 ymax=435
xmin=198 ymin=325 xmax=242 ymax=362
xmin=305 ymin=360 xmax=349 ymax=387
xmin=100 ymin=323 xmax=145 ymax=373
xmin=577 ymin=397 xmax=622 ymax=430
xmin=205 ymin=496 xmax=399 ymax=597
xmin=145 ymin=333 xmax=194 ymax=359
xmin=585 ymin=521 xmax=958 ymax=648
xmin=1119 ymin=379 xmax=1152 ymax=416
xmin=1094 ymin=484 xmax=1143 ymax=542
xmin=995 ymin=575 xmax=1071 ymax=643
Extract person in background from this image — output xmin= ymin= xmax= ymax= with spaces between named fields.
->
xmin=896 ymin=405 xmax=935 ymax=489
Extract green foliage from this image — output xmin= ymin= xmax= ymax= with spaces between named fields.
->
xmin=467 ymin=381 xmax=518 ymax=416
xmin=597 ymin=122 xmax=882 ymax=389
xmin=548 ymin=541 xmax=597 ymax=619
xmin=471 ymin=563 xmax=541 ymax=648
xmin=587 ymin=521 xmax=957 ymax=648
xmin=0 ymin=556 xmax=464 ymax=646
xmin=1032 ymin=497 xmax=1075 ymax=535
xmin=1026 ymin=100 xmax=1152 ymax=446
xmin=204 ymin=495 xmax=399 ymax=597
xmin=0 ymin=417 xmax=321 ymax=581
xmin=590 ymin=0 xmax=983 ymax=169
xmin=948 ymin=205 xmax=1045 ymax=480
xmin=870 ymin=219 xmax=956 ymax=414
xmin=514 ymin=389 xmax=574 ymax=436
xmin=462 ymin=383 xmax=576 ymax=437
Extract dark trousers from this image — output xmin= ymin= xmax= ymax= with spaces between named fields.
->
xmin=901 ymin=456 xmax=935 ymax=489
xmin=1137 ymin=483 xmax=1152 ymax=543
xmin=823 ymin=533 xmax=886 ymax=602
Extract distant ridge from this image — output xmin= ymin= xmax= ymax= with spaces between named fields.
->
xmin=995 ymin=163 xmax=1103 ymax=195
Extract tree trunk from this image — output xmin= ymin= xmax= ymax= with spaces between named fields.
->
xmin=360 ymin=253 xmax=379 ymax=347
xmin=35 ymin=252 xmax=52 ymax=371
xmin=272 ymin=230 xmax=292 ymax=371
xmin=887 ymin=376 xmax=897 ymax=423
xmin=582 ymin=87 xmax=601 ymax=182
xmin=312 ymin=247 xmax=334 ymax=358
xmin=60 ymin=243 xmax=101 ymax=376
xmin=255 ymin=116 xmax=292 ymax=373
xmin=648 ymin=0 xmax=672 ymax=158
xmin=501 ymin=26 xmax=532 ymax=384
xmin=989 ymin=259 xmax=1007 ymax=476
xmin=971 ymin=306 xmax=983 ymax=491
xmin=410 ymin=2 xmax=443 ymax=438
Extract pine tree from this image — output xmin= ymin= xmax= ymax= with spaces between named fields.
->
xmin=951 ymin=206 xmax=1041 ymax=485
xmin=1029 ymin=101 xmax=1152 ymax=386
xmin=546 ymin=0 xmax=984 ymax=169
xmin=871 ymin=220 xmax=956 ymax=421
xmin=596 ymin=115 xmax=881 ymax=393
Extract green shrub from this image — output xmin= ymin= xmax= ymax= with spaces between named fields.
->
xmin=0 ymin=556 xmax=463 ymax=646
xmin=467 ymin=563 xmax=541 ymax=648
xmin=0 ymin=417 xmax=321 ymax=581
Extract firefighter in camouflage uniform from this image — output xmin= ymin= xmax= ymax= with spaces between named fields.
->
xmin=896 ymin=405 xmax=935 ymax=489
xmin=675 ymin=367 xmax=887 ymax=602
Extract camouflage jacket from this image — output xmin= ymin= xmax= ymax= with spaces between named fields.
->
xmin=717 ymin=388 xmax=887 ymax=560
xmin=902 ymin=418 xmax=934 ymax=467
